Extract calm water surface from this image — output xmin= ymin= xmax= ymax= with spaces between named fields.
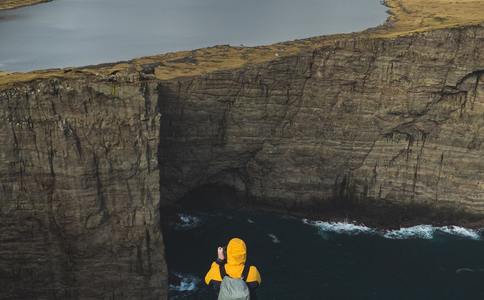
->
xmin=166 ymin=210 xmax=484 ymax=299
xmin=0 ymin=0 xmax=387 ymax=71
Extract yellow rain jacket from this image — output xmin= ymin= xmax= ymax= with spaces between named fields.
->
xmin=205 ymin=238 xmax=262 ymax=286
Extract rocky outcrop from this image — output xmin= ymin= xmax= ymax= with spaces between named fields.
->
xmin=0 ymin=79 xmax=166 ymax=298
xmin=0 ymin=24 xmax=483 ymax=299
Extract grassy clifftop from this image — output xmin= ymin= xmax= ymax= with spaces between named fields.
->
xmin=1 ymin=0 xmax=483 ymax=88
xmin=0 ymin=0 xmax=51 ymax=10
xmin=377 ymin=0 xmax=484 ymax=36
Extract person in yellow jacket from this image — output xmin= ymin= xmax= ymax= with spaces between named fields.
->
xmin=205 ymin=238 xmax=262 ymax=299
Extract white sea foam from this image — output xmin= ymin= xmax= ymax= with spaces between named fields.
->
xmin=438 ymin=226 xmax=481 ymax=240
xmin=302 ymin=219 xmax=482 ymax=240
xmin=384 ymin=225 xmax=435 ymax=239
xmin=455 ymin=268 xmax=475 ymax=274
xmin=169 ymin=273 xmax=199 ymax=292
xmin=247 ymin=218 xmax=255 ymax=224
xmin=175 ymin=214 xmax=202 ymax=230
xmin=268 ymin=233 xmax=280 ymax=243
xmin=302 ymin=219 xmax=374 ymax=235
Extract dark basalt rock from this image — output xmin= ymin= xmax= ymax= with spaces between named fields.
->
xmin=0 ymin=25 xmax=484 ymax=299
xmin=158 ymin=26 xmax=484 ymax=215
xmin=0 ymin=80 xmax=166 ymax=299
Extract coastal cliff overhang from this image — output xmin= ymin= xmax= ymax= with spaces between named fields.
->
xmin=1 ymin=0 xmax=484 ymax=89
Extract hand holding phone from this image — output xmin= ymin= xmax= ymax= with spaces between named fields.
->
xmin=217 ymin=246 xmax=225 ymax=260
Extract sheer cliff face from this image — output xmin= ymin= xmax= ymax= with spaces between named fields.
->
xmin=0 ymin=80 xmax=166 ymax=298
xmin=0 ymin=25 xmax=483 ymax=298
xmin=160 ymin=26 xmax=484 ymax=213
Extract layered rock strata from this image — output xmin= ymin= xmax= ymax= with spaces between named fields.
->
xmin=0 ymin=79 xmax=166 ymax=298
xmin=0 ymin=21 xmax=483 ymax=300
xmin=159 ymin=26 xmax=484 ymax=215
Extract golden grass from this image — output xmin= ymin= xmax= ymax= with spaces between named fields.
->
xmin=1 ymin=0 xmax=483 ymax=89
xmin=0 ymin=0 xmax=50 ymax=10
xmin=0 ymin=39 xmax=338 ymax=89
xmin=375 ymin=0 xmax=484 ymax=37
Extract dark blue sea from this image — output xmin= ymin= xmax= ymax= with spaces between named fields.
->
xmin=166 ymin=210 xmax=484 ymax=299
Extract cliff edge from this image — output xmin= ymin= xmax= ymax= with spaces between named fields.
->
xmin=0 ymin=0 xmax=51 ymax=11
xmin=0 ymin=1 xmax=484 ymax=299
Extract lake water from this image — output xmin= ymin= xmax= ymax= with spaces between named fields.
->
xmin=165 ymin=210 xmax=484 ymax=299
xmin=0 ymin=0 xmax=387 ymax=71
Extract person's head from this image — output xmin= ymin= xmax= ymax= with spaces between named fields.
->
xmin=226 ymin=238 xmax=246 ymax=265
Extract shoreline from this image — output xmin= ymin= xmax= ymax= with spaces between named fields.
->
xmin=168 ymin=194 xmax=484 ymax=231
xmin=168 ymin=205 xmax=484 ymax=232
xmin=0 ymin=0 xmax=51 ymax=11
xmin=282 ymin=207 xmax=484 ymax=231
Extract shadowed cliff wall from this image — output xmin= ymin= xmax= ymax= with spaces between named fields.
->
xmin=0 ymin=25 xmax=483 ymax=299
xmin=159 ymin=25 xmax=484 ymax=213
xmin=0 ymin=79 xmax=166 ymax=298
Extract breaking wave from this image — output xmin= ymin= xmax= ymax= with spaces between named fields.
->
xmin=383 ymin=225 xmax=435 ymax=239
xmin=268 ymin=233 xmax=281 ymax=243
xmin=302 ymin=219 xmax=374 ymax=235
xmin=303 ymin=219 xmax=482 ymax=240
xmin=437 ymin=226 xmax=481 ymax=240
xmin=169 ymin=273 xmax=200 ymax=293
xmin=175 ymin=214 xmax=203 ymax=230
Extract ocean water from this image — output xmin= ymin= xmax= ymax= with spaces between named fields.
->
xmin=0 ymin=0 xmax=387 ymax=71
xmin=165 ymin=210 xmax=484 ymax=299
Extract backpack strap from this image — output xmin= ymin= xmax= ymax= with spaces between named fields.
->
xmin=219 ymin=263 xmax=251 ymax=281
xmin=241 ymin=264 xmax=251 ymax=281
xmin=219 ymin=263 xmax=227 ymax=279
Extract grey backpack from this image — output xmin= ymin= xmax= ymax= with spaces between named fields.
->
xmin=217 ymin=264 xmax=251 ymax=300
